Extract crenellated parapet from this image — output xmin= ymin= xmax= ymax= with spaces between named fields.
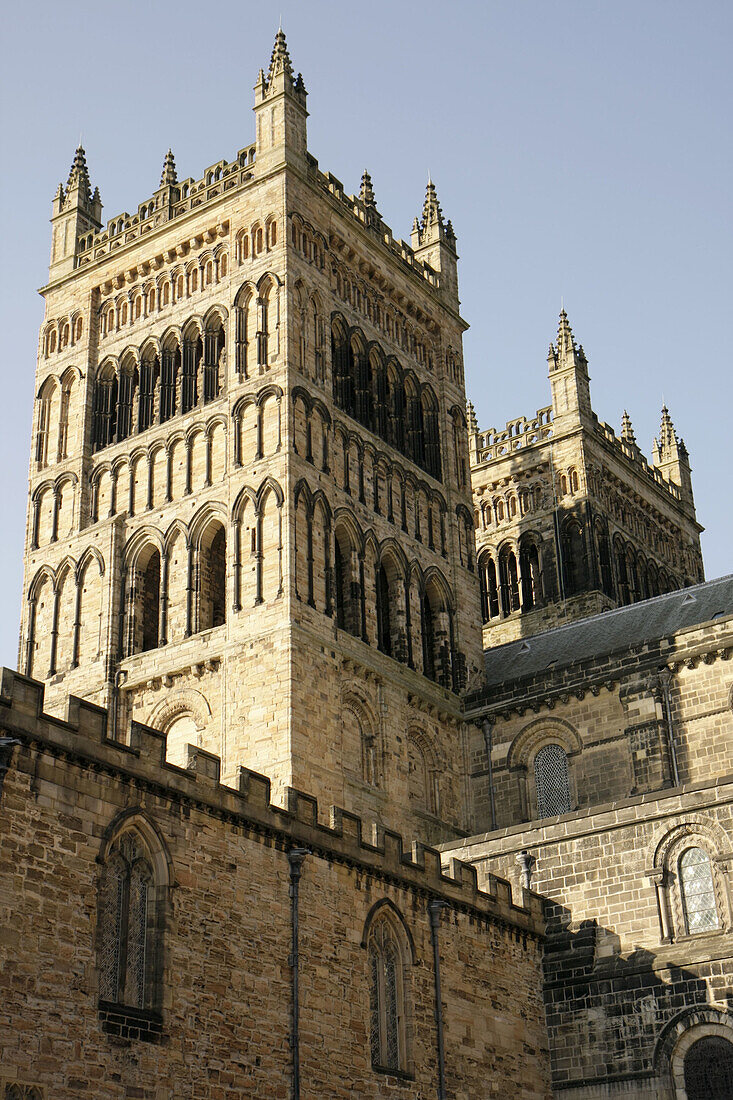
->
xmin=0 ymin=666 xmax=543 ymax=936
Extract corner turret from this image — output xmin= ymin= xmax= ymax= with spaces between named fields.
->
xmin=653 ymin=405 xmax=695 ymax=513
xmin=411 ymin=177 xmax=459 ymax=306
xmin=547 ymin=309 xmax=592 ymax=429
xmin=253 ymin=28 xmax=308 ymax=173
xmin=49 ymin=145 xmax=103 ymax=282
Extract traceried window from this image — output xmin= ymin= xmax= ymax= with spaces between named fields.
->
xmin=367 ymin=914 xmax=410 ymax=1075
xmin=98 ymin=832 xmax=156 ymax=1009
xmin=534 ymin=743 xmax=572 ymax=818
xmin=680 ymin=847 xmax=720 ymax=934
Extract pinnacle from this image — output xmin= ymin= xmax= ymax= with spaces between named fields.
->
xmin=160 ymin=149 xmax=178 ymax=187
xmin=621 ymin=410 xmax=636 ymax=445
xmin=421 ymin=177 xmax=443 ymax=230
xmin=359 ymin=170 xmax=376 ymax=209
xmin=66 ymin=143 xmax=92 ymax=202
xmin=556 ymin=309 xmax=576 ymax=356
xmin=267 ymin=27 xmax=294 ymax=84
xmin=659 ymin=404 xmax=677 ymax=447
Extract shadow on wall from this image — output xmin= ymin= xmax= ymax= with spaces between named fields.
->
xmin=543 ymin=900 xmax=733 ymax=1099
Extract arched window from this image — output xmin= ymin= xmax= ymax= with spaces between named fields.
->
xmin=203 ymin=317 xmax=225 ymax=403
xmin=116 ymin=364 xmax=137 ymax=442
xmin=534 ymin=743 xmax=572 ymax=818
xmin=366 ymin=912 xmax=411 ymax=1075
xmin=561 ymin=518 xmax=585 ymax=596
xmin=160 ymin=339 xmax=179 ymax=423
xmin=334 ymin=527 xmax=360 ymax=637
xmin=93 ymin=366 xmax=118 ymax=450
xmin=138 ymin=352 xmax=158 ymax=433
xmin=479 ymin=554 xmax=500 ymax=622
xmin=597 ymin=521 xmax=615 ymax=598
xmin=198 ymin=522 xmax=226 ymax=631
xmin=498 ymin=546 xmax=520 ymax=615
xmin=683 ymin=1036 xmax=733 ymax=1099
xmin=422 ymin=390 xmax=441 ymax=480
xmin=98 ymin=830 xmax=159 ymax=1011
xmin=519 ymin=540 xmax=542 ymax=611
xmin=126 ymin=546 xmax=161 ymax=656
xmin=680 ymin=847 xmax=720 ymax=935
xmin=36 ymin=380 xmax=55 ymax=467
xmin=58 ymin=375 xmax=73 ymax=460
xmin=181 ymin=329 xmax=201 ymax=413
xmin=376 ymin=564 xmax=392 ymax=657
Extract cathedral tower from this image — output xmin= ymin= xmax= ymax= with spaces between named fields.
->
xmin=21 ymin=32 xmax=482 ymax=842
xmin=469 ymin=310 xmax=704 ymax=645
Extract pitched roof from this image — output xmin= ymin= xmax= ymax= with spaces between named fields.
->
xmin=482 ymin=575 xmax=733 ymax=688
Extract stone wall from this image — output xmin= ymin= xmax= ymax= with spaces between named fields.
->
xmin=0 ymin=668 xmax=550 ymax=1100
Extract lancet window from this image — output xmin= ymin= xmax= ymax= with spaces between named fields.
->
xmin=98 ymin=830 xmax=160 ymax=1011
xmin=366 ymin=910 xmax=412 ymax=1076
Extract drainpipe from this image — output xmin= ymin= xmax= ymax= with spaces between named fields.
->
xmin=428 ymin=898 xmax=449 ymax=1100
xmin=658 ymin=669 xmax=680 ymax=787
xmin=288 ymin=848 xmax=309 ymax=1100
xmin=481 ymin=718 xmax=497 ymax=831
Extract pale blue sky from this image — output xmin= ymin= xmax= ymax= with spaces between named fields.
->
xmin=0 ymin=0 xmax=730 ymax=667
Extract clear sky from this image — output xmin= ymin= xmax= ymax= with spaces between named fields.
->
xmin=0 ymin=0 xmax=730 ymax=668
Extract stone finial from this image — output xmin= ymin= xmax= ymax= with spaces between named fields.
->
xmin=621 ymin=409 xmax=637 ymax=445
xmin=445 ymin=218 xmax=456 ymax=244
xmin=359 ymin=170 xmax=376 ymax=209
xmin=66 ymin=144 xmax=92 ymax=202
xmin=421 ymin=176 xmax=444 ymax=231
xmin=160 ymin=149 xmax=178 ymax=187
xmin=267 ymin=27 xmax=294 ymax=85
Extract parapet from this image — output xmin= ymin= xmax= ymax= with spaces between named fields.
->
xmin=0 ymin=667 xmax=543 ymax=938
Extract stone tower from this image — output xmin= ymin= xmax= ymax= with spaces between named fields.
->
xmin=469 ymin=309 xmax=704 ymax=645
xmin=20 ymin=31 xmax=482 ymax=842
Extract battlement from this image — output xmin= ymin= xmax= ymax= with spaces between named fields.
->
xmin=471 ymin=406 xmax=554 ymax=463
xmin=0 ymin=668 xmax=543 ymax=936
xmin=314 ymin=166 xmax=443 ymax=293
xmin=69 ymin=145 xmax=447 ymax=304
xmin=470 ymin=405 xmax=684 ymax=505
xmin=74 ymin=144 xmax=257 ymax=269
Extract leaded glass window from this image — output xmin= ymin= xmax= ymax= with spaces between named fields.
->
xmin=680 ymin=847 xmax=719 ymax=934
xmin=684 ymin=1036 xmax=733 ymax=1100
xmin=368 ymin=918 xmax=407 ymax=1073
xmin=98 ymin=832 xmax=154 ymax=1007
xmin=534 ymin=743 xmax=572 ymax=819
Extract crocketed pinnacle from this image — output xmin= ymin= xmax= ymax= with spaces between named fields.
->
xmin=421 ymin=177 xmax=444 ymax=231
xmin=66 ymin=144 xmax=92 ymax=202
xmin=160 ymin=149 xmax=178 ymax=187
xmin=267 ymin=28 xmax=294 ymax=84
xmin=556 ymin=308 xmax=576 ymax=357
xmin=659 ymin=404 xmax=678 ymax=448
xmin=621 ymin=410 xmax=636 ymax=445
xmin=466 ymin=400 xmax=478 ymax=433
xmin=360 ymin=170 xmax=376 ymax=208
